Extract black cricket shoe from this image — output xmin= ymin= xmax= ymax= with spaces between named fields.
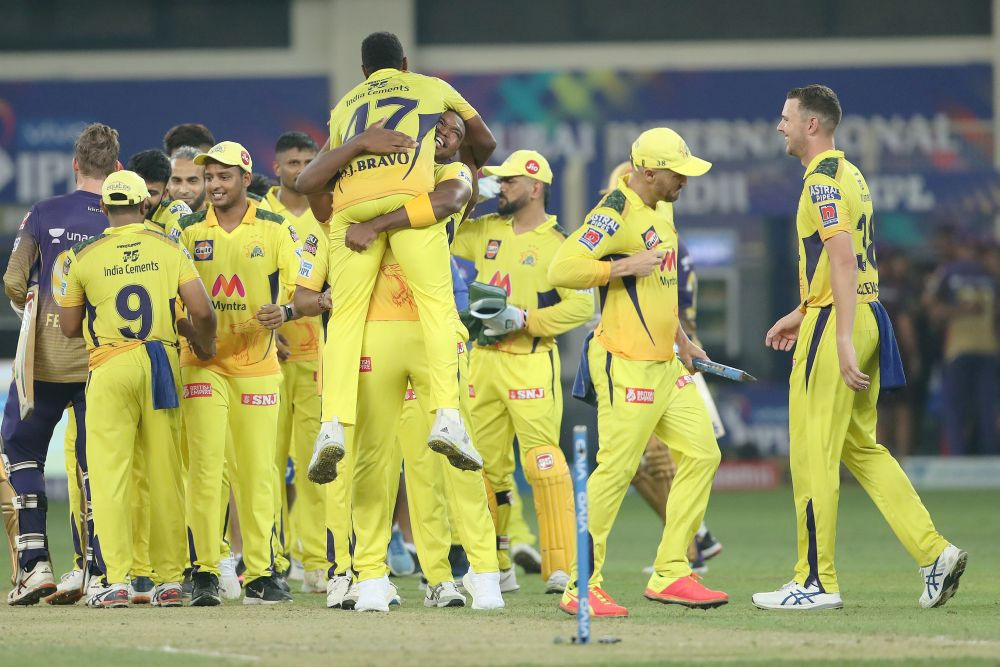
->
xmin=244 ymin=574 xmax=293 ymax=605
xmin=189 ymin=571 xmax=221 ymax=606
xmin=696 ymin=530 xmax=723 ymax=561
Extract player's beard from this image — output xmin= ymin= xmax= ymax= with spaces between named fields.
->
xmin=498 ymin=192 xmax=528 ymax=216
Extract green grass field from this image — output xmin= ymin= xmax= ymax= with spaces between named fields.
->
xmin=2 ymin=485 xmax=998 ymax=666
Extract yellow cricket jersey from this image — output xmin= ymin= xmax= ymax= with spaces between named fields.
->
xmin=178 ymin=201 xmax=301 ymax=377
xmin=327 ymin=68 xmax=477 ymax=213
xmin=265 ymin=186 xmax=326 ymax=362
xmin=797 ymin=149 xmax=879 ymax=308
xmin=147 ymin=198 xmax=192 ymax=240
xmin=452 ymin=212 xmax=593 ymax=354
xmin=549 ymin=177 xmax=681 ymax=362
xmin=59 ymin=223 xmax=200 ymax=370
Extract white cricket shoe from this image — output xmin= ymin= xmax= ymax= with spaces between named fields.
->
xmin=326 ymin=574 xmax=352 ymax=608
xmin=45 ymin=568 xmax=84 ymax=605
xmin=85 ymin=572 xmax=105 ymax=604
xmin=307 ymin=420 xmax=346 ymax=484
xmin=462 ymin=568 xmax=505 ymax=610
xmin=87 ymin=582 xmax=130 ymax=608
xmin=341 ymin=581 xmax=360 ymax=610
xmin=218 ymin=554 xmax=242 ymax=600
xmin=302 ymin=569 xmax=325 ymax=594
xmin=355 ymin=576 xmax=400 ymax=612
xmin=8 ymin=559 xmax=56 ymax=606
xmin=545 ymin=569 xmax=570 ymax=594
xmin=919 ymin=544 xmax=968 ymax=609
xmin=752 ymin=580 xmax=843 ymax=611
xmin=498 ymin=567 xmax=520 ymax=593
xmin=424 ymin=580 xmax=466 ymax=608
xmin=427 ymin=411 xmax=482 ymax=471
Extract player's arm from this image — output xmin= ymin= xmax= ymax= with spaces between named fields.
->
xmin=524 ymin=285 xmax=595 ymax=338
xmin=57 ymin=250 xmax=85 ymax=338
xmin=4 ymin=210 xmax=40 ymax=312
xmin=178 ymin=277 xmax=217 ymax=358
xmin=826 ymin=231 xmax=869 ymax=391
xmin=548 ymin=210 xmax=661 ymax=289
xmin=291 ymin=226 xmax=331 ymax=318
xmin=257 ymin=223 xmax=307 ymax=330
xmin=295 ymin=120 xmax=417 ymax=195
xmin=674 ymin=317 xmax=708 ymax=374
xmin=344 ymin=174 xmax=473 ymax=252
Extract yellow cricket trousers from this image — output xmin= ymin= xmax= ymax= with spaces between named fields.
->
xmin=86 ymin=346 xmax=185 ymax=585
xmin=576 ymin=337 xmax=720 ymax=587
xmin=182 ymin=367 xmax=281 ymax=581
xmin=790 ymin=304 xmax=948 ymax=593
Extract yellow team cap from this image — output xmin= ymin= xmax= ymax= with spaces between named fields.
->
xmin=101 ymin=170 xmax=150 ymax=206
xmin=482 ymin=149 xmax=553 ymax=184
xmin=601 ymin=160 xmax=633 ymax=194
xmin=630 ymin=128 xmax=711 ymax=177
xmin=194 ymin=141 xmax=253 ymax=173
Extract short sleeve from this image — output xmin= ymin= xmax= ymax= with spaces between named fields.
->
xmin=296 ymin=229 xmax=327 ymax=291
xmin=177 ymin=244 xmax=200 ymax=286
xmin=59 ymin=251 xmax=84 ymax=307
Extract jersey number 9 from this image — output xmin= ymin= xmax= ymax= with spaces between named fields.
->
xmin=116 ymin=284 xmax=153 ymax=340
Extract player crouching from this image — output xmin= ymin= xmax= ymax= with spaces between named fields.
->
xmin=58 ymin=171 xmax=216 ymax=607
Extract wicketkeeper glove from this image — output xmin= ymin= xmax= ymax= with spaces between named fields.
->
xmin=476 ymin=305 xmax=527 ymax=337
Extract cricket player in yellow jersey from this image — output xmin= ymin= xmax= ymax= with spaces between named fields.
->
xmin=753 ymin=85 xmax=965 ymax=611
xmin=58 ymin=170 xmax=216 ymax=608
xmin=296 ymin=32 xmax=496 ymax=482
xmin=550 ymin=128 xmax=730 ymax=617
xmin=451 ymin=150 xmax=592 ymax=594
xmin=296 ymin=111 xmax=504 ymax=611
xmin=177 ymin=141 xmax=303 ymax=606
xmin=264 ymin=131 xmax=328 ymax=593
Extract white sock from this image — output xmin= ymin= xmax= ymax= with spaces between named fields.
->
xmin=697 ymin=521 xmax=708 ymax=538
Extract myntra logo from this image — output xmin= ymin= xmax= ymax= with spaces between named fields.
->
xmin=489 ymin=271 xmax=512 ymax=297
xmin=212 ymin=274 xmax=245 ymax=298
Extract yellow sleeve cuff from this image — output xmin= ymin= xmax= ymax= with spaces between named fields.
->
xmin=404 ymin=193 xmax=438 ymax=228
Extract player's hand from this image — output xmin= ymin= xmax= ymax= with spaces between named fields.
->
xmin=256 ymin=304 xmax=285 ymax=330
xmin=319 ymin=288 xmax=332 ymax=312
xmin=765 ymin=309 xmax=804 ymax=352
xmin=477 ymin=175 xmax=501 ymax=202
xmin=193 ymin=337 xmax=216 ymax=361
xmin=357 ymin=119 xmax=417 ymax=155
xmin=276 ymin=333 xmax=291 ymax=362
xmin=676 ymin=338 xmax=708 ymax=375
xmin=836 ymin=337 xmax=871 ymax=391
xmin=345 ymin=222 xmax=379 ymax=252
xmin=614 ymin=249 xmax=665 ymax=278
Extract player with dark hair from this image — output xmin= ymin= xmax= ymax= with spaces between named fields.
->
xmin=2 ymin=123 xmax=119 ymax=605
xmin=163 ymin=123 xmax=215 ymax=156
xmin=58 ymin=170 xmax=216 ymax=608
xmin=296 ymin=31 xmax=497 ymax=486
xmin=753 ymin=84 xmax=966 ymax=610
xmin=263 ymin=130 xmax=328 ymax=593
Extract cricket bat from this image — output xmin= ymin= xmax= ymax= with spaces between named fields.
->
xmin=13 ymin=284 xmax=38 ymax=420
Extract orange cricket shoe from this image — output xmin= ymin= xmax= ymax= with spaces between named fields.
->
xmin=559 ymin=585 xmax=629 ymax=618
xmin=644 ymin=574 xmax=729 ymax=609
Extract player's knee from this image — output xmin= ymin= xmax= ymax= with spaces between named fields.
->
xmin=522 ymin=445 xmax=569 ymax=484
xmin=7 ymin=458 xmax=43 ymax=493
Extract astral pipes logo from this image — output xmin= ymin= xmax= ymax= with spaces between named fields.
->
xmin=212 ymin=274 xmax=245 ymax=298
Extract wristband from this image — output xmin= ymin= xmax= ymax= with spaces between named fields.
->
xmin=403 ymin=193 xmax=438 ymax=228
xmin=281 ymin=304 xmax=294 ymax=322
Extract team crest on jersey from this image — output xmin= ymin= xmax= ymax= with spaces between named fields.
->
xmin=625 ymin=387 xmax=654 ymax=404
xmin=809 ymin=184 xmax=841 ymax=203
xmin=519 ymin=249 xmax=537 ymax=266
xmin=642 ymin=227 xmax=661 ymax=250
xmin=585 ymin=213 xmax=620 ymax=236
xmin=303 ymin=234 xmax=319 ymax=255
xmin=194 ymin=240 xmax=214 ymax=261
xmin=246 ymin=243 xmax=264 ymax=259
xmin=485 ymin=239 xmax=502 ymax=259
xmin=819 ymin=203 xmax=839 ymax=228
xmin=579 ymin=228 xmax=603 ymax=250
